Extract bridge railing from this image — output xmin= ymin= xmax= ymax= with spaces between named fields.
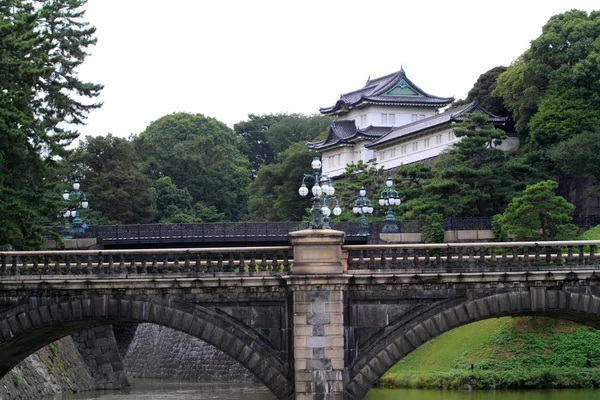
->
xmin=0 ymin=246 xmax=293 ymax=276
xmin=344 ymin=241 xmax=600 ymax=272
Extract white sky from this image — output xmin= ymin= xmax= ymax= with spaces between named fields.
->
xmin=76 ymin=0 xmax=600 ymax=138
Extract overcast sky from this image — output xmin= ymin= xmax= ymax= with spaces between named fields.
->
xmin=76 ymin=1 xmax=599 ymax=138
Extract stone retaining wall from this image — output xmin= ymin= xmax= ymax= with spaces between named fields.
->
xmin=0 ymin=336 xmax=95 ymax=399
xmin=124 ymin=323 xmax=253 ymax=381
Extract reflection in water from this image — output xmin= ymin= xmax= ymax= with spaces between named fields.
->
xmin=54 ymin=381 xmax=600 ymax=400
xmin=55 ymin=379 xmax=276 ymax=400
xmin=365 ymin=388 xmax=600 ymax=400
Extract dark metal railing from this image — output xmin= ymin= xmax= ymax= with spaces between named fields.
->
xmin=0 ymin=246 xmax=293 ymax=276
xmin=344 ymin=240 xmax=600 ymax=272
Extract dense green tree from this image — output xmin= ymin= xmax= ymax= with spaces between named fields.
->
xmin=549 ymin=130 xmax=600 ymax=183
xmin=154 ymin=176 xmax=193 ymax=222
xmin=453 ymin=66 xmax=511 ymax=117
xmin=0 ymin=0 xmax=102 ymax=248
xmin=234 ymin=113 xmax=286 ymax=178
xmin=134 ymin=112 xmax=250 ymax=220
xmin=264 ymin=114 xmax=332 ymax=155
xmin=405 ymin=113 xmax=511 ymax=218
xmin=494 ymin=10 xmax=600 ymax=142
xmin=68 ymin=135 xmax=156 ymax=224
xmin=247 ymin=142 xmax=314 ymax=221
xmin=333 ymin=161 xmax=384 ymax=222
xmin=494 ymin=180 xmax=576 ymax=240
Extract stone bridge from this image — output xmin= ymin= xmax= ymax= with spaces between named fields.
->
xmin=2 ymin=231 xmax=600 ymax=399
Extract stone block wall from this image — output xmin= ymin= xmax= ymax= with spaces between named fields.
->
xmin=124 ymin=323 xmax=253 ymax=381
xmin=71 ymin=326 xmax=130 ymax=390
xmin=0 ymin=336 xmax=96 ymax=399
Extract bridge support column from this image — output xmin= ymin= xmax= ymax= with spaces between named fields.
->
xmin=288 ymin=230 xmax=347 ymax=400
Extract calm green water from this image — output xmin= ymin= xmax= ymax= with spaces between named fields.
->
xmin=54 ymin=380 xmax=599 ymax=400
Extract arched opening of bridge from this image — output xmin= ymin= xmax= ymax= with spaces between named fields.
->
xmin=0 ymin=296 xmax=293 ymax=399
xmin=345 ymin=291 xmax=600 ymax=400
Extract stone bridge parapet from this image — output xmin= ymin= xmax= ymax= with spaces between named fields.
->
xmin=1 ymin=235 xmax=600 ymax=399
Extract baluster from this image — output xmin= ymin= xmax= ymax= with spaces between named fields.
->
xmin=44 ymin=255 xmax=51 ymax=274
xmin=501 ymin=247 xmax=508 ymax=268
xmin=545 ymin=246 xmax=552 ymax=267
xmin=369 ymin=250 xmax=376 ymax=270
xmin=579 ymin=245 xmax=585 ymax=265
xmin=97 ymin=255 xmax=104 ymax=275
xmin=457 ymin=247 xmax=464 ymax=266
xmin=523 ymin=247 xmax=529 ymax=267
xmin=85 ymin=256 xmax=92 ymax=275
xmin=52 ymin=258 xmax=59 ymax=275
xmin=403 ymin=248 xmax=409 ymax=268
xmin=412 ymin=249 xmax=419 ymax=268
xmin=238 ymin=253 xmax=246 ymax=274
xmin=555 ymin=247 xmax=563 ymax=266
xmin=65 ymin=256 xmax=71 ymax=275
xmin=193 ymin=255 xmax=201 ymax=273
xmin=184 ymin=254 xmax=191 ymax=273
xmin=358 ymin=250 xmax=365 ymax=269
xmin=283 ymin=252 xmax=290 ymax=273
xmin=490 ymin=246 xmax=497 ymax=267
xmin=512 ymin=248 xmax=518 ymax=269
xmin=424 ymin=249 xmax=431 ymax=268
xmin=260 ymin=252 xmax=268 ymax=272
xmin=206 ymin=254 xmax=214 ymax=273
xmin=107 ymin=255 xmax=114 ymax=274
xmin=446 ymin=247 xmax=452 ymax=269
xmin=74 ymin=255 xmax=81 ymax=275
xmin=468 ymin=247 xmax=475 ymax=265
xmin=391 ymin=249 xmax=399 ymax=270
xmin=30 ymin=256 xmax=38 ymax=276
xmin=479 ymin=247 xmax=486 ymax=268
xmin=380 ymin=250 xmax=387 ymax=270
xmin=118 ymin=254 xmax=125 ymax=274
xmin=12 ymin=255 xmax=20 ymax=276
xmin=435 ymin=249 xmax=441 ymax=269
xmin=534 ymin=246 xmax=541 ymax=266
xmin=150 ymin=255 xmax=158 ymax=273
xmin=161 ymin=257 xmax=168 ymax=273
xmin=173 ymin=258 xmax=181 ymax=273
xmin=218 ymin=253 xmax=224 ymax=273
xmin=567 ymin=246 xmax=574 ymax=265
xmin=249 ymin=253 xmax=256 ymax=273
xmin=139 ymin=257 xmax=146 ymax=274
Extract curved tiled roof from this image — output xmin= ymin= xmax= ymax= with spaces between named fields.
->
xmin=320 ymin=68 xmax=454 ymax=115
xmin=365 ymin=102 xmax=508 ymax=149
xmin=307 ymin=120 xmax=393 ymax=151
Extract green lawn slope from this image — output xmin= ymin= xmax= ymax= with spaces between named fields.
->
xmin=379 ymin=317 xmax=600 ymax=390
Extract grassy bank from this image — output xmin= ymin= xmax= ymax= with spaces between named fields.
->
xmin=379 ymin=317 xmax=600 ymax=390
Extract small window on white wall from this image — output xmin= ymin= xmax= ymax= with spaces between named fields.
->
xmin=413 ymin=142 xmax=418 ymax=151
xmin=381 ymin=113 xmax=388 ymax=124
xmin=448 ymin=132 xmax=454 ymax=141
xmin=401 ymin=145 xmax=407 ymax=155
xmin=424 ymin=138 xmax=430 ymax=148
xmin=411 ymin=114 xmax=418 ymax=122
xmin=419 ymin=114 xmax=426 ymax=120
xmin=389 ymin=114 xmax=395 ymax=125
xmin=361 ymin=115 xmax=367 ymax=126
xmin=391 ymin=148 xmax=396 ymax=157
xmin=380 ymin=150 xmax=386 ymax=161
xmin=436 ymin=135 xmax=442 ymax=144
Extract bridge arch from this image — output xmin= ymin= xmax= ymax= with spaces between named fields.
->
xmin=0 ymin=295 xmax=293 ymax=399
xmin=345 ymin=289 xmax=600 ymax=400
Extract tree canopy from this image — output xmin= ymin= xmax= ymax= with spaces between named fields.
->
xmin=134 ymin=112 xmax=251 ymax=220
xmin=0 ymin=0 xmax=102 ymax=248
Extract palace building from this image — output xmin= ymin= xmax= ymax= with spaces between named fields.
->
xmin=308 ymin=68 xmax=518 ymax=177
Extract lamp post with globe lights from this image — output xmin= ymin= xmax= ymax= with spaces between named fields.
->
xmin=298 ymin=158 xmax=342 ymax=229
xmin=62 ymin=179 xmax=89 ymax=238
xmin=379 ymin=177 xmax=401 ymax=233
xmin=353 ymin=186 xmax=373 ymax=235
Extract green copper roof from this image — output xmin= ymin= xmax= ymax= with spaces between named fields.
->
xmin=384 ymin=78 xmax=419 ymax=96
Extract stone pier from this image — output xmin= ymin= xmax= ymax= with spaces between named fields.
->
xmin=288 ymin=229 xmax=347 ymax=399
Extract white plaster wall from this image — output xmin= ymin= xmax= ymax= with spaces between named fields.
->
xmin=346 ymin=105 xmax=439 ymax=128
xmin=322 ymin=147 xmax=355 ymax=177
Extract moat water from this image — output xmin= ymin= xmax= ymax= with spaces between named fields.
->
xmin=54 ymin=379 xmax=599 ymax=399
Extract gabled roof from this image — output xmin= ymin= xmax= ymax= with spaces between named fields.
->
xmin=365 ymin=101 xmax=508 ymax=149
xmin=320 ymin=68 xmax=454 ymax=115
xmin=307 ymin=120 xmax=393 ymax=151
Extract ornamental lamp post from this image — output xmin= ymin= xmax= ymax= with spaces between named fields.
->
xmin=353 ymin=186 xmax=373 ymax=235
xmin=379 ymin=177 xmax=401 ymax=233
xmin=62 ymin=179 xmax=89 ymax=238
xmin=298 ymin=157 xmax=342 ymax=229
